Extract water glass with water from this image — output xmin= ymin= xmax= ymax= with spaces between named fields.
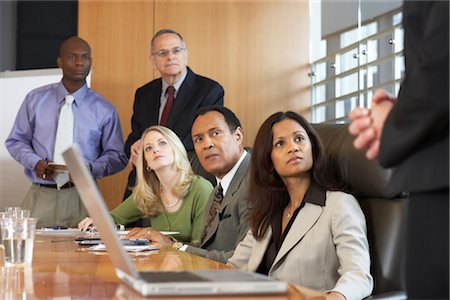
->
xmin=0 ymin=218 xmax=37 ymax=266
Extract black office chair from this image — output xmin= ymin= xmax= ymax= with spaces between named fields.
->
xmin=314 ymin=123 xmax=407 ymax=299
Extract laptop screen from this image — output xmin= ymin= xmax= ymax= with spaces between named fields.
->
xmin=63 ymin=146 xmax=138 ymax=278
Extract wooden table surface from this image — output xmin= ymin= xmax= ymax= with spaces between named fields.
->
xmin=0 ymin=234 xmax=324 ymax=299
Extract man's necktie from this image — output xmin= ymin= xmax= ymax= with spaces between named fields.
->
xmin=160 ymin=86 xmax=175 ymax=126
xmin=201 ymin=183 xmax=224 ymax=243
xmin=53 ymin=94 xmax=74 ymax=188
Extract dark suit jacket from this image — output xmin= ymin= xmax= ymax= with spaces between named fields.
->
xmin=186 ymin=153 xmax=251 ymax=263
xmin=379 ymin=1 xmax=449 ymax=193
xmin=124 ymin=67 xmax=224 ymax=189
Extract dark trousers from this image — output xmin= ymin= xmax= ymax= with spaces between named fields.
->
xmin=406 ymin=189 xmax=449 ymax=299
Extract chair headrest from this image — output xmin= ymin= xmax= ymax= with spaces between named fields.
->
xmin=313 ymin=123 xmax=402 ymax=198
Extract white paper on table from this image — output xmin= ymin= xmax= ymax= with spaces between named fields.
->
xmin=87 ymin=244 xmax=159 ymax=252
xmin=117 ymin=230 xmax=180 ymax=236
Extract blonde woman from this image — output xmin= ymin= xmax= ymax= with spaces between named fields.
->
xmin=79 ymin=126 xmax=213 ymax=245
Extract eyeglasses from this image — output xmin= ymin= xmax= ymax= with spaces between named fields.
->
xmin=151 ymin=47 xmax=186 ymax=58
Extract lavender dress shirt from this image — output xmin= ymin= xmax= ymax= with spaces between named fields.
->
xmin=5 ymin=81 xmax=127 ymax=184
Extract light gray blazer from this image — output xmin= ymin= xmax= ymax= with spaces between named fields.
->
xmin=186 ymin=154 xmax=251 ymax=263
xmin=228 ymin=191 xmax=373 ymax=300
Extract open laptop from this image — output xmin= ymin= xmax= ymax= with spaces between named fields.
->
xmin=63 ymin=146 xmax=288 ymax=296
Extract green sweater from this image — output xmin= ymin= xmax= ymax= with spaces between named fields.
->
xmin=110 ymin=175 xmax=213 ymax=244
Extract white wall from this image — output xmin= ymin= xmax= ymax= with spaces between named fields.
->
xmin=0 ymin=69 xmax=62 ymax=210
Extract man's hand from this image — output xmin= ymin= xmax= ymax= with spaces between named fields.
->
xmin=34 ymin=160 xmax=55 ymax=180
xmin=348 ymin=107 xmax=378 ymax=155
xmin=129 ymin=140 xmax=141 ymax=167
xmin=348 ymin=89 xmax=396 ymax=160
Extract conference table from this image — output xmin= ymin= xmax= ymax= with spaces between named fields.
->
xmin=0 ymin=234 xmax=324 ymax=299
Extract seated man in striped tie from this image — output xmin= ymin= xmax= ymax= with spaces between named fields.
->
xmin=141 ymin=106 xmax=251 ymax=263
xmin=5 ymin=36 xmax=127 ymax=228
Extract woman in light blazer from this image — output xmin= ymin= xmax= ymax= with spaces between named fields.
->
xmin=228 ymin=112 xmax=373 ymax=300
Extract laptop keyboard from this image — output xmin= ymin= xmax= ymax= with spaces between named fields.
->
xmin=139 ymin=271 xmax=208 ymax=283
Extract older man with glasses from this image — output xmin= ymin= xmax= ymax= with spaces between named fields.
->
xmin=123 ymin=29 xmax=224 ymax=201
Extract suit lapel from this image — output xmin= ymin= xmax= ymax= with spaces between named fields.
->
xmin=218 ymin=154 xmax=250 ymax=213
xmin=250 ymin=227 xmax=273 ymax=269
xmin=271 ymin=203 xmax=323 ymax=270
xmin=146 ymin=79 xmax=162 ymax=127
xmin=165 ymin=67 xmax=195 ymax=127
xmin=201 ymin=153 xmax=251 ymax=246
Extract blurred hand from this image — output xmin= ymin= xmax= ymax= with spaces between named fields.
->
xmin=125 ymin=227 xmax=173 ymax=247
xmin=78 ymin=217 xmax=94 ymax=231
xmin=34 ymin=160 xmax=55 ymax=180
xmin=367 ymin=94 xmax=395 ymax=159
xmin=129 ymin=140 xmax=141 ymax=167
xmin=348 ymin=89 xmax=396 ymax=160
xmin=348 ymin=107 xmax=378 ymax=156
xmin=371 ymin=89 xmax=396 ymax=104
xmin=159 ymin=252 xmax=183 ymax=270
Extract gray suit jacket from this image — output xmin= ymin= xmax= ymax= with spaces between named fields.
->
xmin=186 ymin=153 xmax=251 ymax=263
xmin=228 ymin=191 xmax=373 ymax=300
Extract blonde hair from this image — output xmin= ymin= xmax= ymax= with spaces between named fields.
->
xmin=133 ymin=126 xmax=193 ymax=216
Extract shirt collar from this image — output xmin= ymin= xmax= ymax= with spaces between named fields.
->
xmin=161 ymin=68 xmax=188 ymax=96
xmin=215 ymin=150 xmax=248 ymax=196
xmin=57 ymin=81 xmax=89 ymax=106
xmin=303 ymin=181 xmax=327 ymax=207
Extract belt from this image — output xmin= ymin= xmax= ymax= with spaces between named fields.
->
xmin=35 ymin=182 xmax=75 ymax=190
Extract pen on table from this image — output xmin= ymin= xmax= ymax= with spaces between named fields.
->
xmin=51 ymin=239 xmax=74 ymax=243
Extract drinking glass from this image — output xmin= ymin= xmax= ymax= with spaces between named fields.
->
xmin=0 ymin=218 xmax=37 ymax=266
xmin=4 ymin=208 xmax=30 ymax=219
